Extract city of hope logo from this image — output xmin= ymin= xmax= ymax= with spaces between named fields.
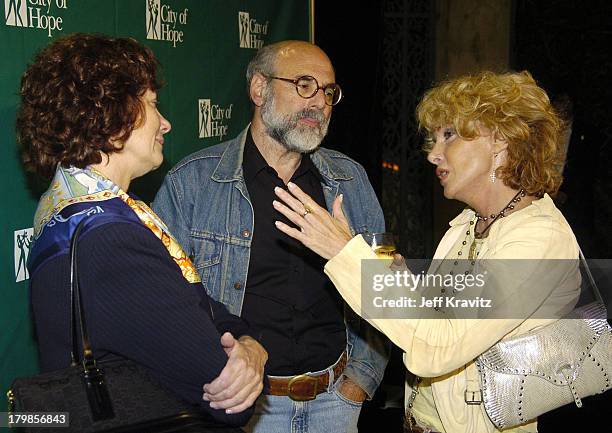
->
xmin=238 ymin=11 xmax=269 ymax=49
xmin=198 ymin=99 xmax=233 ymax=142
xmin=14 ymin=227 xmax=33 ymax=282
xmin=146 ymin=0 xmax=188 ymax=47
xmin=4 ymin=0 xmax=67 ymax=37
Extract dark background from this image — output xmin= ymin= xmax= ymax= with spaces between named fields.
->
xmin=316 ymin=0 xmax=612 ymax=432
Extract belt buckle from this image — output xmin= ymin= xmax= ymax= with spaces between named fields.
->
xmin=464 ymin=389 xmax=483 ymax=405
xmin=287 ymin=374 xmax=318 ymax=401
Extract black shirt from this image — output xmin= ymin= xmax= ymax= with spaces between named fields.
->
xmin=241 ymin=131 xmax=346 ymax=375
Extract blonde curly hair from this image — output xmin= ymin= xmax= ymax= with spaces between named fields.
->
xmin=416 ymin=71 xmax=565 ymax=196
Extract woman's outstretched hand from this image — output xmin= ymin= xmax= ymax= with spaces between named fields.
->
xmin=273 ymin=182 xmax=353 ymax=260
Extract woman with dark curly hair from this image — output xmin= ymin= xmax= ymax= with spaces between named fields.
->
xmin=270 ymin=71 xmax=582 ymax=433
xmin=18 ymin=33 xmax=266 ymax=427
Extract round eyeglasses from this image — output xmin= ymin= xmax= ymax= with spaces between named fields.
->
xmin=266 ymin=75 xmax=343 ymax=106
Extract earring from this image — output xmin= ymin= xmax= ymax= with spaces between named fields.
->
xmin=490 ymin=153 xmax=499 ymax=183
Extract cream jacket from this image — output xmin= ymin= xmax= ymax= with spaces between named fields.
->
xmin=325 ymin=194 xmax=580 ymax=433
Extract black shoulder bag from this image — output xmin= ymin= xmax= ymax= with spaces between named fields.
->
xmin=8 ymin=218 xmax=244 ymax=432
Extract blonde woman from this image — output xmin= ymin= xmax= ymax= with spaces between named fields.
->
xmin=271 ymin=71 xmax=581 ymax=433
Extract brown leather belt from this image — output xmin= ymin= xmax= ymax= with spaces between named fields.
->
xmin=266 ymin=351 xmax=347 ymax=401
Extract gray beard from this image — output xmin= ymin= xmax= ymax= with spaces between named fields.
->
xmin=260 ymin=89 xmax=330 ymax=153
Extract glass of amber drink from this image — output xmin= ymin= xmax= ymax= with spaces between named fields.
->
xmin=363 ymin=232 xmax=396 ymax=259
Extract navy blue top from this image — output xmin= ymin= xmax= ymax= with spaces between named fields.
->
xmin=30 ymin=220 xmax=254 ymax=426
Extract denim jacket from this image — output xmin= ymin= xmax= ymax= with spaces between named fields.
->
xmin=153 ymin=128 xmax=391 ymax=398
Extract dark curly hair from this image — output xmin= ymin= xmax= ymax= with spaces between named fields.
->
xmin=17 ymin=33 xmax=162 ymax=179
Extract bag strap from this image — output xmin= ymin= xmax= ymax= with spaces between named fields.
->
xmin=69 ymin=219 xmax=83 ymax=365
xmin=579 ymin=247 xmax=605 ymax=305
xmin=69 ymin=224 xmax=78 ymax=366
xmin=68 ymin=217 xmax=115 ymax=421
xmin=69 ymin=218 xmax=97 ymax=366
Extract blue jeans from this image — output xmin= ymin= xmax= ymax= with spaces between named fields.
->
xmin=243 ymin=380 xmax=363 ymax=433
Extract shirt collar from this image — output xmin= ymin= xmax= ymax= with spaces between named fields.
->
xmin=448 ymin=207 xmax=476 ymax=226
xmin=242 ymin=129 xmax=271 ymax=183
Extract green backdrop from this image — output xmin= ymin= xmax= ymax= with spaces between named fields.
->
xmin=0 ymin=0 xmax=310 ymax=413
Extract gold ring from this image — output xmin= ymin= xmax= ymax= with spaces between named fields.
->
xmin=303 ymin=204 xmax=313 ymax=217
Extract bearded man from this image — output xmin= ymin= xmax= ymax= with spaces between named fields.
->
xmin=153 ymin=40 xmax=390 ymax=433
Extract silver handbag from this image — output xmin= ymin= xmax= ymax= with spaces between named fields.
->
xmin=475 ymin=251 xmax=612 ymax=430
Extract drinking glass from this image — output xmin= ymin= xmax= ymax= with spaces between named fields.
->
xmin=363 ymin=232 xmax=396 ymax=259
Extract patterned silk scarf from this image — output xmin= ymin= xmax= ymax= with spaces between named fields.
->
xmin=33 ymin=165 xmax=200 ymax=283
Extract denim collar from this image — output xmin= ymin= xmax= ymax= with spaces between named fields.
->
xmin=211 ymin=126 xmax=354 ymax=183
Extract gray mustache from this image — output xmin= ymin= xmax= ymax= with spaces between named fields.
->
xmin=294 ymin=109 xmax=325 ymax=123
